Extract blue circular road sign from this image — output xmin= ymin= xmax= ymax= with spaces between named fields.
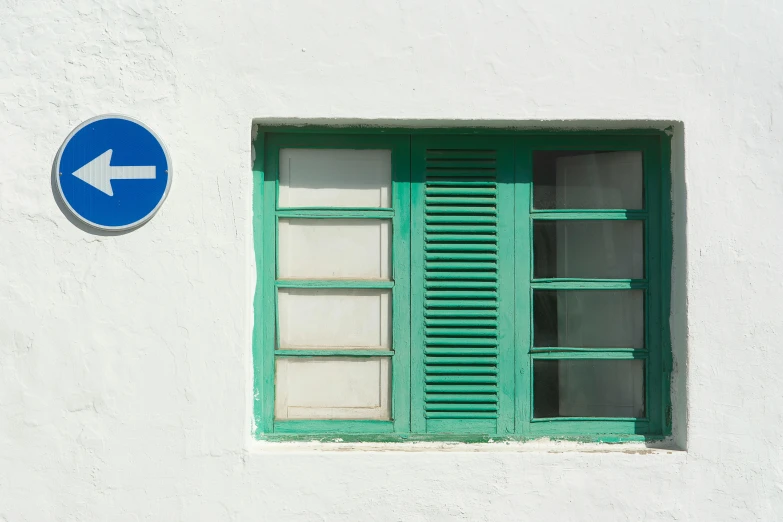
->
xmin=55 ymin=115 xmax=172 ymax=231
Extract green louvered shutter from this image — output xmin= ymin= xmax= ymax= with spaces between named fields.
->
xmin=410 ymin=136 xmax=515 ymax=436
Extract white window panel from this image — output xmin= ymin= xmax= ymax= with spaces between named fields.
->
xmin=278 ymin=219 xmax=390 ymax=280
xmin=555 ymin=151 xmax=643 ymax=209
xmin=279 ymin=149 xmax=391 ymax=208
xmin=274 ymin=358 xmax=391 ymax=420
xmin=278 ymin=289 xmax=391 ymax=349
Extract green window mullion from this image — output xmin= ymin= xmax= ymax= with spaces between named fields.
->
xmin=514 ymin=143 xmax=533 ymax=437
xmin=530 ymin=210 xmax=647 ymax=220
xmin=389 ymin=136 xmax=412 ymax=434
xmin=643 ymin=136 xmax=665 ymax=435
xmin=275 ymin=350 xmax=396 ymax=357
xmin=275 ymin=208 xmax=394 ymax=219
xmin=530 ymin=279 xmax=648 ymax=290
xmin=255 ymin=133 xmax=277 ymax=436
xmin=494 ymin=140 xmax=516 ymax=436
xmin=530 ymin=351 xmax=648 ymax=360
xmin=528 ymin=419 xmax=650 ymax=441
xmin=273 ymin=420 xmax=395 ymax=435
xmin=660 ymin=133 xmax=674 ymax=435
xmin=251 ymin=131 xmax=267 ymax=437
xmin=530 ymin=348 xmax=648 ymax=357
xmin=275 ymin=280 xmax=395 ymax=290
xmin=409 ymin=143 xmax=426 ymax=434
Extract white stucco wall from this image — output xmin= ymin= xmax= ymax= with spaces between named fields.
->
xmin=1 ymin=0 xmax=782 ymax=519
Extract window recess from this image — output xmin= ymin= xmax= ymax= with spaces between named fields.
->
xmin=253 ymin=130 xmax=671 ymax=441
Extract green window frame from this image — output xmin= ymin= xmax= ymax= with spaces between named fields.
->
xmin=253 ymin=128 xmax=672 ymax=443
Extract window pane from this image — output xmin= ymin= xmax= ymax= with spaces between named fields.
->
xmin=533 ymin=359 xmax=645 ymax=418
xmin=278 ymin=289 xmax=390 ymax=349
xmin=279 ymin=149 xmax=391 ymax=208
xmin=278 ymin=219 xmax=390 ymax=279
xmin=533 ymin=151 xmax=643 ymax=209
xmin=533 ymin=220 xmax=643 ymax=279
xmin=274 ymin=358 xmax=391 ymax=420
xmin=534 ymin=290 xmax=644 ymax=348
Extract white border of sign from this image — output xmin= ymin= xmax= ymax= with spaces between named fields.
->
xmin=55 ymin=114 xmax=173 ymax=231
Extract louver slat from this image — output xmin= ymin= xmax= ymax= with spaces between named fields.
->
xmin=422 ymin=147 xmax=501 ymax=428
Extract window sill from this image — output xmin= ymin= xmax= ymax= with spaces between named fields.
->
xmin=249 ymin=438 xmax=684 ymax=454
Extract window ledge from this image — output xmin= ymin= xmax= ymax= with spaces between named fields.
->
xmin=249 ymin=439 xmax=684 ymax=454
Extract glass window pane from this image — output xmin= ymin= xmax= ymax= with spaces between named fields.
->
xmin=534 ymin=290 xmax=644 ymax=348
xmin=533 ymin=151 xmax=643 ymax=209
xmin=274 ymin=358 xmax=391 ymax=420
xmin=278 ymin=289 xmax=391 ymax=349
xmin=533 ymin=220 xmax=644 ymax=279
xmin=279 ymin=149 xmax=391 ymax=208
xmin=533 ymin=359 xmax=645 ymax=418
xmin=278 ymin=219 xmax=390 ymax=279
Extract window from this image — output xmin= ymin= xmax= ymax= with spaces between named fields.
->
xmin=253 ymin=130 xmax=672 ymax=442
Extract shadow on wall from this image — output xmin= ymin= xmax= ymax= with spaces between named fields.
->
xmin=664 ymin=121 xmax=687 ymax=451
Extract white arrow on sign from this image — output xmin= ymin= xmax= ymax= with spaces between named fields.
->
xmin=71 ymin=149 xmax=156 ymax=196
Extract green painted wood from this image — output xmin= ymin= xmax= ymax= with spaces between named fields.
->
xmin=390 ymin=135 xmax=412 ymax=434
xmin=425 ymin=419 xmax=497 ymax=434
xmin=530 ymin=350 xmax=648 ymax=360
xmin=425 ymin=348 xmax=499 ymax=356
xmin=528 ymin=419 xmax=649 ymax=438
xmin=513 ymin=143 xmax=533 ymax=437
xmin=411 ymin=135 xmax=515 ymax=435
xmin=660 ymin=131 xmax=674 ymax=436
xmin=427 ymin=206 xmax=497 ymax=215
xmin=425 ymin=280 xmax=498 ymax=289
xmin=259 ymin=132 xmax=412 ymax=437
xmin=530 ymin=347 xmax=648 ymax=355
xmin=425 ymin=309 xmax=498 ymax=318
xmin=273 ymin=420 xmax=395 ymax=434
xmin=645 ymin=134 xmax=665 ymax=435
xmin=253 ymin=128 xmax=672 ymax=442
xmin=530 ymin=279 xmax=648 ymax=290
xmin=274 ymin=350 xmax=395 ymax=357
xmin=275 ymin=279 xmax=395 ymax=289
xmin=257 ymin=126 xmax=669 ymax=138
xmin=425 ymin=356 xmax=498 ymax=365
xmin=425 ymin=411 xmax=497 ymax=419
xmin=425 ymin=384 xmax=497 ymax=393
xmin=275 ymin=208 xmax=394 ymax=219
xmin=530 ymin=416 xmax=646 ymax=422
xmin=258 ymin=431 xmax=659 ymax=443
xmin=426 ymin=244 xmax=497 ymax=253
xmin=409 ymin=147 xmax=427 ymax=433
xmin=494 ymin=146 xmax=516 ymax=436
xmin=426 ymin=334 xmax=498 ymax=345
xmin=531 ymin=210 xmax=647 ymax=220
xmin=258 ymin=132 xmax=278 ymax=435
xmin=426 ymin=366 xmax=499 ymax=375
xmin=426 ymin=403 xmax=497 ymax=412
xmin=425 ymin=262 xmax=498 ymax=271
xmin=426 ymin=394 xmax=498 ymax=403
xmin=251 ymin=131 xmax=267 ymax=437
xmin=425 ymin=328 xmax=498 ymax=337
xmin=519 ymin=133 xmax=664 ymax=438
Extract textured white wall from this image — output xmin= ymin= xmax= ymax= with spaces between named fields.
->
xmin=1 ymin=0 xmax=782 ymax=520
